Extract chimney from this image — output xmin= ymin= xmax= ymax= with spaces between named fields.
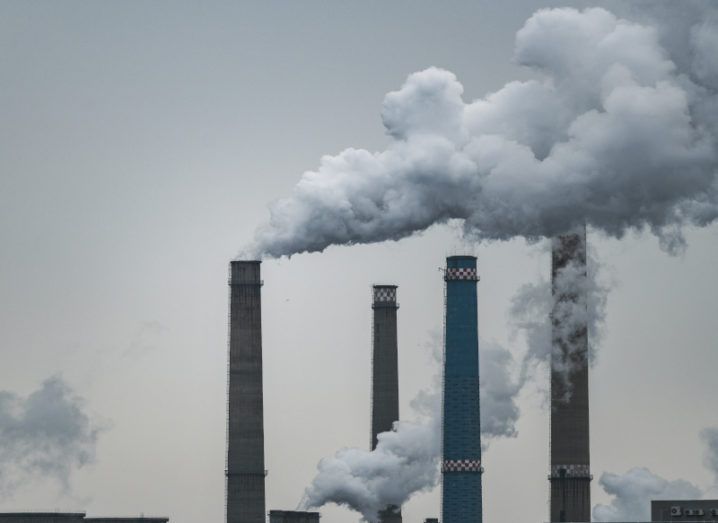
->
xmin=549 ymin=227 xmax=591 ymax=522
xmin=227 ymin=261 xmax=266 ymax=523
xmin=371 ymin=285 xmax=402 ymax=523
xmin=441 ymin=256 xmax=483 ymax=523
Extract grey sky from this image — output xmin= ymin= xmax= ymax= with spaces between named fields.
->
xmin=1 ymin=1 xmax=716 ymax=522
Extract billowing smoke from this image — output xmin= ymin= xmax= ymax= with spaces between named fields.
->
xmin=701 ymin=427 xmax=718 ymax=485
xmin=479 ymin=342 xmax=522 ymax=442
xmin=509 ymin=243 xmax=609 ymax=395
xmin=0 ymin=376 xmax=103 ymax=496
xmin=301 ymin=338 xmax=523 ymax=521
xmin=300 ymin=370 xmax=441 ymax=522
xmin=243 ymin=5 xmax=718 ymax=259
xmin=593 ymin=467 xmax=703 ymax=521
xmin=594 ymin=427 xmax=718 ymax=520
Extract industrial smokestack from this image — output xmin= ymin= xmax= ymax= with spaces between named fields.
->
xmin=549 ymin=228 xmax=591 ymax=522
xmin=371 ymin=285 xmax=402 ymax=523
xmin=227 ymin=261 xmax=266 ymax=523
xmin=442 ymin=256 xmax=483 ymax=523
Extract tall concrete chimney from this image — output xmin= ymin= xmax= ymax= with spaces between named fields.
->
xmin=441 ymin=256 xmax=482 ymax=523
xmin=549 ymin=227 xmax=591 ymax=522
xmin=227 ymin=261 xmax=266 ymax=523
xmin=371 ymin=285 xmax=402 ymax=523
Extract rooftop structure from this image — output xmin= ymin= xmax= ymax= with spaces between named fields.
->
xmin=0 ymin=515 xmax=168 ymax=523
xmin=268 ymin=511 xmax=320 ymax=523
xmin=652 ymin=500 xmax=718 ymax=521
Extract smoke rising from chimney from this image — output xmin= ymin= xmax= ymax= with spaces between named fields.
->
xmin=243 ymin=5 xmax=718 ymax=259
xmin=301 ymin=337 xmax=523 ymax=521
xmin=300 ymin=367 xmax=441 ymax=522
xmin=0 ymin=376 xmax=103 ymax=497
xmin=509 ymin=244 xmax=609 ymax=397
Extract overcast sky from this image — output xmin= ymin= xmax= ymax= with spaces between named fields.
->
xmin=1 ymin=1 xmax=717 ymax=522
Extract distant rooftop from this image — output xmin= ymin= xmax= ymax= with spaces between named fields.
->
xmin=0 ymin=514 xmax=168 ymax=523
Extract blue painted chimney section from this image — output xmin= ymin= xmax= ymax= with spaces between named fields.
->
xmin=441 ymin=255 xmax=483 ymax=523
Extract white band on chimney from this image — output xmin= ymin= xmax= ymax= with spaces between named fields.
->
xmin=374 ymin=288 xmax=397 ymax=302
xmin=550 ymin=464 xmax=592 ymax=479
xmin=444 ymin=268 xmax=479 ymax=281
xmin=442 ymin=459 xmax=483 ymax=473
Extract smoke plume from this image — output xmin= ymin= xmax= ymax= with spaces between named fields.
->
xmin=0 ymin=376 xmax=103 ymax=496
xmin=509 ymin=243 xmax=609 ymax=395
xmin=301 ymin=338 xmax=523 ymax=521
xmin=479 ymin=342 xmax=522 ymax=442
xmin=594 ymin=427 xmax=718 ymax=520
xmin=593 ymin=467 xmax=703 ymax=521
xmin=243 ymin=5 xmax=718 ymax=259
xmin=300 ymin=372 xmax=441 ymax=522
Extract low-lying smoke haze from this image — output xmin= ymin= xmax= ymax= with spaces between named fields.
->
xmin=0 ymin=377 xmax=103 ymax=497
xmin=300 ymin=357 xmax=441 ymax=522
xmin=243 ymin=4 xmax=718 ymax=260
xmin=593 ymin=427 xmax=718 ymax=521
xmin=594 ymin=467 xmax=703 ymax=521
xmin=301 ymin=337 xmax=526 ymax=522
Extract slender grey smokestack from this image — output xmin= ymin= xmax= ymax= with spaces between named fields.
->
xmin=371 ymin=285 xmax=402 ymax=523
xmin=549 ymin=228 xmax=591 ymax=522
xmin=227 ymin=261 xmax=266 ymax=523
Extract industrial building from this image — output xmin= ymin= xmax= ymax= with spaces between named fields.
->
xmin=441 ymin=255 xmax=483 ymax=523
xmin=84 ymin=519 xmax=169 ymax=522
xmin=549 ymin=228 xmax=591 ymax=523
xmin=371 ymin=285 xmax=402 ymax=523
xmin=0 ymin=514 xmax=168 ymax=523
xmin=227 ymin=260 xmax=267 ymax=523
xmin=85 ymin=520 xmax=169 ymax=523
xmin=267 ymin=511 xmax=319 ymax=523
xmin=652 ymin=500 xmax=718 ymax=521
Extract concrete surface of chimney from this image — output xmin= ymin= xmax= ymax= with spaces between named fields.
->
xmin=371 ymin=285 xmax=402 ymax=523
xmin=227 ymin=261 xmax=266 ymax=523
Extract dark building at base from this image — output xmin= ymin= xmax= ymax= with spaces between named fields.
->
xmin=652 ymin=500 xmax=718 ymax=521
xmin=268 ymin=511 xmax=320 ymax=523
xmin=0 ymin=514 xmax=168 ymax=523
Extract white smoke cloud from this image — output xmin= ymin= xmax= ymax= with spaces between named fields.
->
xmin=243 ymin=5 xmax=718 ymax=259
xmin=301 ymin=337 xmax=524 ymax=521
xmin=479 ymin=342 xmax=522 ymax=442
xmin=300 ymin=371 xmax=441 ymax=522
xmin=594 ymin=427 xmax=718 ymax=520
xmin=0 ymin=376 xmax=104 ymax=496
xmin=593 ymin=467 xmax=703 ymax=522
